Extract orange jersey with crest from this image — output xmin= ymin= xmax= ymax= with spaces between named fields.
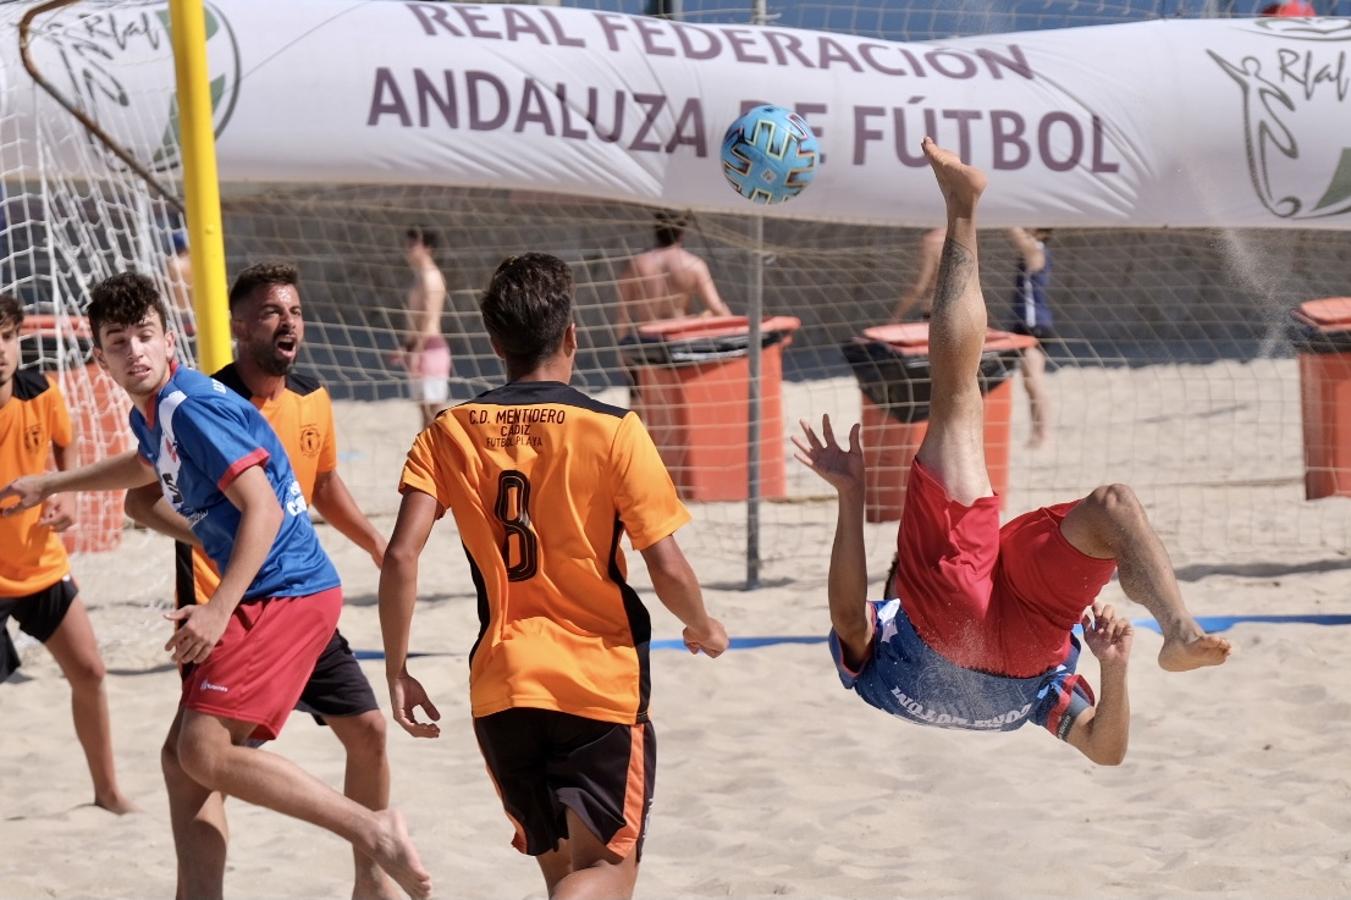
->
xmin=399 ymin=381 xmax=690 ymax=725
xmin=0 ymin=371 xmax=73 ymax=597
xmin=178 ymin=365 xmax=337 ymax=605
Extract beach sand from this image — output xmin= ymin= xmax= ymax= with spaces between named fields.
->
xmin=3 ymin=363 xmax=1350 ymax=898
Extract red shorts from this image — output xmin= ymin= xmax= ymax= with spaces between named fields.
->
xmin=896 ymin=460 xmax=1117 ymax=678
xmin=181 ymin=587 xmax=343 ymax=741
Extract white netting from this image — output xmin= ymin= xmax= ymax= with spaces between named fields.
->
xmin=1 ymin=0 xmax=196 ymax=644
xmin=3 ymin=0 xmax=1349 ymax=619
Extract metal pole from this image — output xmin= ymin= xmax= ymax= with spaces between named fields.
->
xmin=169 ymin=0 xmax=231 ymax=374
xmin=744 ymin=0 xmax=769 ymax=591
xmin=746 ymin=215 xmax=764 ymax=590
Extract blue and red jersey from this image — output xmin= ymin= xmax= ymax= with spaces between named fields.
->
xmin=129 ymin=366 xmax=338 ymax=601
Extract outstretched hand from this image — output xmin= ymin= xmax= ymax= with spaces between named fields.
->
xmin=793 ymin=415 xmax=865 ymax=496
xmin=0 ymin=475 xmax=51 ymax=516
xmin=1082 ymin=602 xmax=1133 ymax=667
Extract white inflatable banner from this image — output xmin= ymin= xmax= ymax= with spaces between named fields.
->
xmin=7 ymin=2 xmax=1351 ymax=228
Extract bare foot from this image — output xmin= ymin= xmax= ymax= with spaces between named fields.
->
xmin=370 ymin=809 xmax=431 ymax=900
xmin=94 ymin=792 xmax=141 ymax=815
xmin=1158 ymin=628 xmax=1233 ymax=672
xmin=922 ymin=136 xmax=987 ymax=215
xmin=353 ymin=870 xmax=401 ymax=900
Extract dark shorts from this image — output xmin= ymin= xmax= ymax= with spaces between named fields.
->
xmin=295 ymin=630 xmax=380 ymax=724
xmin=0 ymin=576 xmax=78 ymax=682
xmin=182 ymin=626 xmax=378 ymax=726
xmin=474 ymin=708 xmax=656 ymax=861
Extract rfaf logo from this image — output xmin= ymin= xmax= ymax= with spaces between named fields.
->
xmin=1209 ymin=18 xmax=1351 ymax=221
xmin=28 ymin=0 xmax=240 ymax=173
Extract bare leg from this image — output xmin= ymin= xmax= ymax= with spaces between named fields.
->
xmin=161 ymin=707 xmax=228 ymax=900
xmin=1059 ymin=484 xmax=1232 ymax=671
xmin=550 ymin=809 xmax=639 ymax=900
xmin=43 ymin=598 xmax=137 ymax=814
xmin=326 ymin=711 xmax=397 ymax=900
xmin=913 ymin=137 xmax=992 ymax=505
xmin=1021 ymin=343 xmax=1049 ymax=448
xmin=535 ymin=844 xmax=573 ymax=896
xmin=176 ymin=710 xmax=432 ymax=899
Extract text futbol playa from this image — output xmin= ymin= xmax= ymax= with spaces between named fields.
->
xmin=9 ymin=2 xmax=1351 ymax=228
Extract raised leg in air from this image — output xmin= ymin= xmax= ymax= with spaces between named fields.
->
xmin=914 ymin=137 xmax=993 ymax=506
xmin=1059 ymin=484 xmax=1232 ymax=671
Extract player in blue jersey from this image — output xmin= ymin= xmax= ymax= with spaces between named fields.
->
xmin=0 ymin=273 xmax=430 ymax=898
xmin=797 ymin=140 xmax=1231 ymax=764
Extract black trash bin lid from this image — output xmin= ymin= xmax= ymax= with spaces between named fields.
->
xmin=626 ymin=315 xmax=801 ymax=366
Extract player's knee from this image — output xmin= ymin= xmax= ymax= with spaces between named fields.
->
xmin=1087 ymin=483 xmax=1141 ymax=522
xmin=176 ymin=730 xmax=224 ymax=787
xmin=64 ymin=653 xmax=106 ymax=691
xmin=160 ymin=734 xmax=188 ymax=783
xmin=336 ymin=711 xmax=388 ymax=761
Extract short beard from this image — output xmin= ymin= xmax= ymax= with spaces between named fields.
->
xmin=250 ymin=343 xmax=291 ymax=377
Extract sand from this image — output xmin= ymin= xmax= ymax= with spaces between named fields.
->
xmin=3 ymin=363 xmax=1351 ymax=898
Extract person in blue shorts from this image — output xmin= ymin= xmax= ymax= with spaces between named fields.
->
xmin=795 ymin=139 xmax=1231 ymax=764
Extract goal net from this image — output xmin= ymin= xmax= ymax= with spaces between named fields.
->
xmin=3 ymin=0 xmax=1348 ymax=632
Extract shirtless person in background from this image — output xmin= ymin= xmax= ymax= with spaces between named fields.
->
xmin=615 ymin=212 xmax=731 ymax=342
xmin=399 ymin=227 xmax=450 ymax=427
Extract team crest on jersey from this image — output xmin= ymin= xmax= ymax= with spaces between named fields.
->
xmin=299 ymin=424 xmax=321 ymax=457
xmin=23 ymin=424 xmax=42 ymax=452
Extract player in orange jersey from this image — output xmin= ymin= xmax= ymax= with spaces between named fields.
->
xmin=380 ymin=253 xmax=727 ymax=900
xmin=0 ymin=294 xmax=136 ymax=814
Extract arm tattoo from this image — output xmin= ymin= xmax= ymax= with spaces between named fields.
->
xmin=932 ymin=237 xmax=974 ymax=315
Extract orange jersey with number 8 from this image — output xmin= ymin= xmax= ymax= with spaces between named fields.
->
xmin=399 ymin=381 xmax=689 ymax=725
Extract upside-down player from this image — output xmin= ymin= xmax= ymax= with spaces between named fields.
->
xmin=796 ymin=139 xmax=1231 ymax=764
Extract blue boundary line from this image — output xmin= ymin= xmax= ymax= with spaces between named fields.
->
xmin=353 ymin=614 xmax=1351 ymax=660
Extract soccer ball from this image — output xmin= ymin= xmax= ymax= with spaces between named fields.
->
xmin=720 ymin=105 xmax=820 ymax=205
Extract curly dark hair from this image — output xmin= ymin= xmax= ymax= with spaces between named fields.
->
xmin=481 ymin=253 xmax=573 ymax=373
xmin=0 ymin=293 xmax=23 ymax=330
xmin=229 ymin=262 xmax=299 ymax=312
xmin=88 ymin=272 xmax=168 ymax=347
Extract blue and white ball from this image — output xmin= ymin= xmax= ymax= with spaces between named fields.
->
xmin=720 ymin=105 xmax=820 ymax=205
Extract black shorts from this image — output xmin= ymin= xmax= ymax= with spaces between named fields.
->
xmin=474 ymin=708 xmax=656 ymax=861
xmin=0 ymin=575 xmax=78 ymax=683
xmin=179 ymin=628 xmax=378 ymax=725
xmin=295 ymin=629 xmax=380 ymax=724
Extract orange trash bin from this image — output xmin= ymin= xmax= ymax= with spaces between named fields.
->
xmin=1290 ymin=298 xmax=1351 ymax=500
xmin=627 ymin=315 xmax=800 ymax=502
xmin=843 ymin=323 xmax=1035 ymax=522
xmin=21 ymin=315 xmax=131 ymax=553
